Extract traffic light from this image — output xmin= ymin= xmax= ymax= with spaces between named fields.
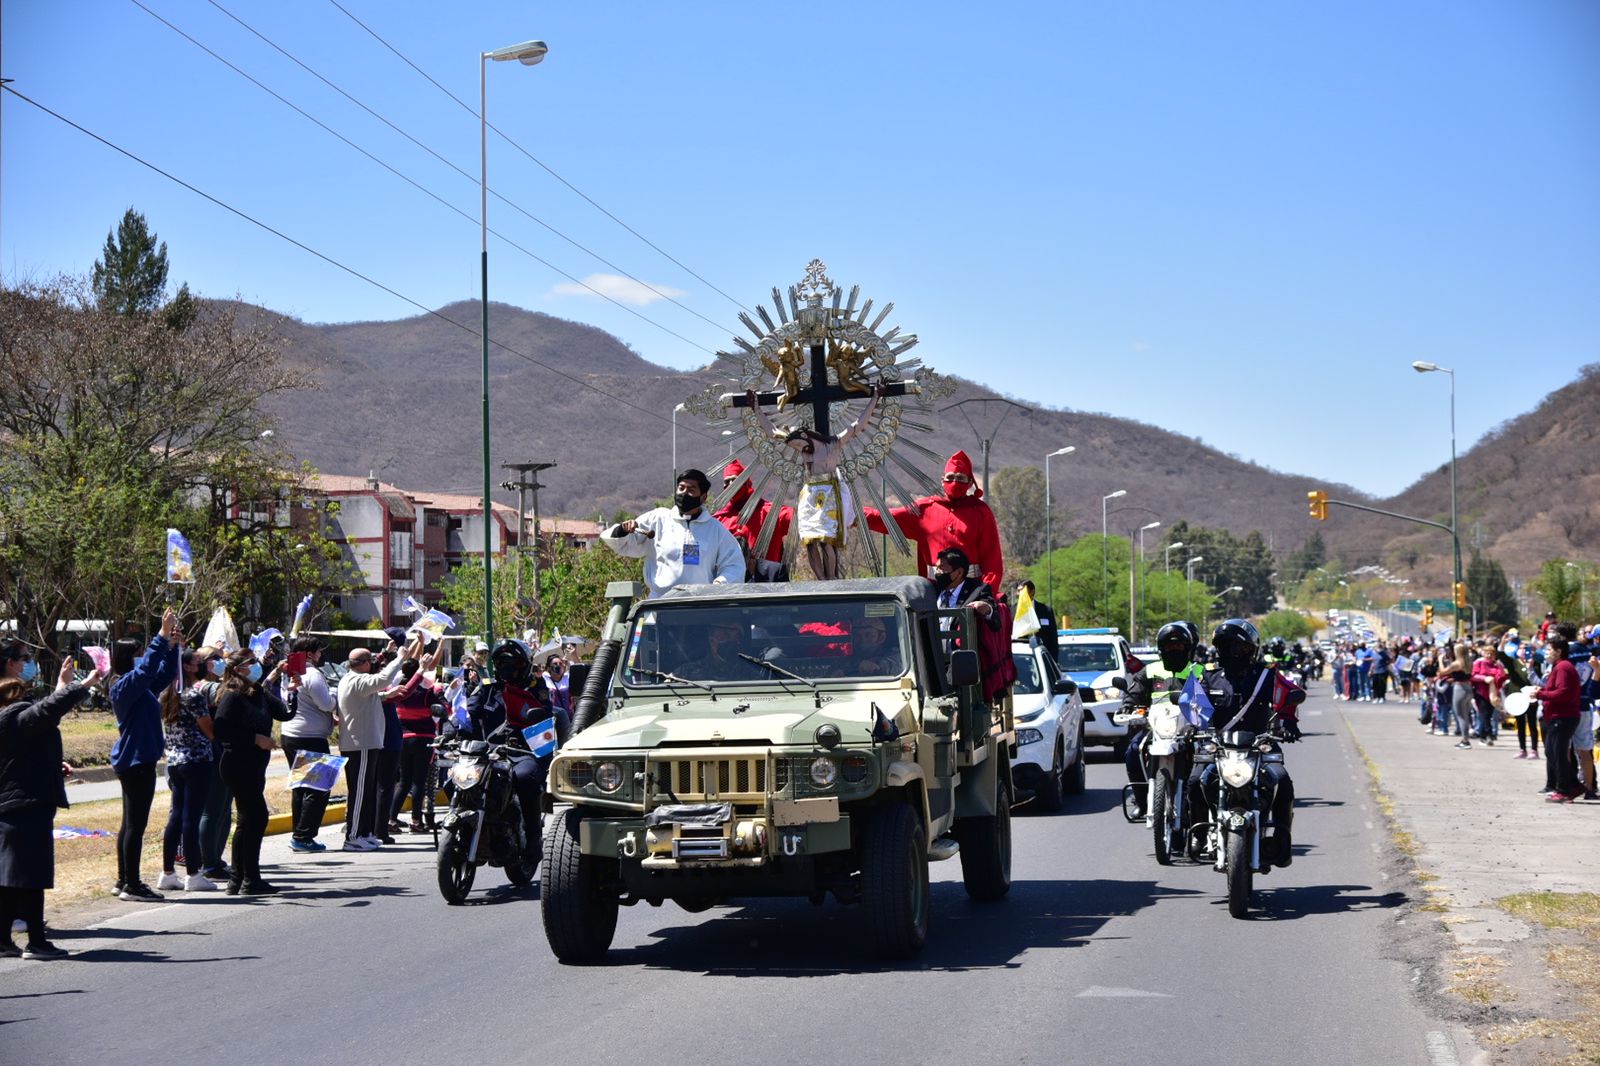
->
xmin=1423 ymin=604 xmax=1434 ymax=626
xmin=1453 ymin=582 xmax=1468 ymax=609
xmin=1307 ymin=490 xmax=1328 ymax=521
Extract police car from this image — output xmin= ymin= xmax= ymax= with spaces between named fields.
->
xmin=1010 ymin=639 xmax=1086 ymax=811
xmin=1054 ymin=628 xmax=1137 ymax=755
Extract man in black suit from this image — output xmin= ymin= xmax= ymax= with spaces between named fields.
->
xmin=1018 ymin=580 xmax=1059 ymax=660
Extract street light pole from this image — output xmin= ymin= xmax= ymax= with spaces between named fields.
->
xmin=1044 ymin=446 xmax=1074 ymax=602
xmin=480 ymin=37 xmax=548 ymax=659
xmin=1135 ymin=521 xmax=1160 ymax=642
xmin=1185 ymin=555 xmax=1205 ymax=620
xmin=1412 ymin=361 xmax=1461 ymax=639
xmin=1164 ymin=541 xmax=1185 ymax=618
xmin=671 ymin=401 xmax=686 ymax=495
xmin=1102 ymin=489 xmax=1126 ymax=626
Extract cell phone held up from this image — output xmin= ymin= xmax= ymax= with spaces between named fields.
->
xmin=285 ymin=651 xmax=309 ymax=677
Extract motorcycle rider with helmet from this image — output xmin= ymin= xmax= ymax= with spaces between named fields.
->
xmin=1120 ymin=621 xmax=1203 ymax=818
xmin=466 ymin=640 xmax=571 ymax=859
xmin=1191 ymin=619 xmax=1303 ymax=867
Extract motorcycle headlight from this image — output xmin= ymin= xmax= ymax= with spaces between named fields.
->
xmin=1150 ymin=713 xmax=1179 ymax=741
xmin=1219 ymin=753 xmax=1255 ymax=788
xmin=594 ymin=761 xmax=624 ymax=793
xmin=809 ymin=757 xmax=837 ymax=789
xmin=449 ymin=762 xmax=485 ymax=789
xmin=1016 ymin=728 xmax=1044 ymax=746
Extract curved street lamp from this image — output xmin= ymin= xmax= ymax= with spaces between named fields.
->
xmin=1044 ymin=446 xmax=1074 ymax=598
xmin=1101 ymin=489 xmax=1127 ymax=625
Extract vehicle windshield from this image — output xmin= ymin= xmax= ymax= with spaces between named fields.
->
xmin=622 ymin=598 xmax=908 ymax=686
xmin=1057 ymin=642 xmax=1118 ymax=674
xmin=1012 ymin=651 xmax=1045 ymax=695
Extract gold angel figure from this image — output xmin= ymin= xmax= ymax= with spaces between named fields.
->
xmin=760 ymin=341 xmax=806 ymax=410
xmin=826 ymin=339 xmax=873 ymax=395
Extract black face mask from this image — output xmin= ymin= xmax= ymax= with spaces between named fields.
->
xmin=675 ymin=492 xmax=702 ymax=514
xmin=1159 ymin=644 xmax=1192 ymax=673
xmin=933 ymin=571 xmax=955 ymax=591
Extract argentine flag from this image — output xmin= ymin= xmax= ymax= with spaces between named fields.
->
xmin=448 ymin=679 xmax=472 ymax=730
xmin=523 ymin=717 xmax=559 ymax=757
xmin=1178 ymin=671 xmax=1215 ymax=729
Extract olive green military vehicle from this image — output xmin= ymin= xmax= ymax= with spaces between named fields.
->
xmin=539 ymin=577 xmax=1014 ymax=962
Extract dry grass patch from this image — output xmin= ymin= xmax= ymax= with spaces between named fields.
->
xmin=1485 ymin=893 xmax=1600 ymax=1065
xmin=1448 ymin=952 xmax=1511 ymax=1005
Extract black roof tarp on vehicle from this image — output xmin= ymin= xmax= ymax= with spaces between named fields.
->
xmin=656 ymin=577 xmax=939 ymax=614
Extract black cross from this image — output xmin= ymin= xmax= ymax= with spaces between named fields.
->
xmin=727 ymin=342 xmax=914 ymax=440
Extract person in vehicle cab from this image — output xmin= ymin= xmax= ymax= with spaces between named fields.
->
xmin=680 ymin=620 xmax=761 ymax=681
xmin=467 ymin=640 xmax=568 ymax=857
xmin=851 ymin=615 xmax=902 ymax=676
xmin=1192 ymin=619 xmax=1302 ymax=866
xmin=1121 ymin=620 xmax=1201 ymax=818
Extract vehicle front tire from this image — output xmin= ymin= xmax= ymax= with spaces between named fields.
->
xmin=436 ymin=827 xmax=476 ymax=905
xmin=1152 ymin=770 xmax=1174 ymax=866
xmin=541 ymin=807 xmax=620 ymax=964
xmin=1034 ymin=740 xmax=1065 ymax=813
xmin=863 ymin=803 xmax=929 ymax=958
xmin=1225 ymin=829 xmax=1252 ymax=919
xmin=957 ymin=776 xmax=1013 ymax=902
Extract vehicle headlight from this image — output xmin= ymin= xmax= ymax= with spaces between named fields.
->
xmin=1150 ymin=714 xmax=1179 ymax=741
xmin=1097 ymin=687 xmax=1118 ymax=703
xmin=841 ymin=755 xmax=870 ymax=784
xmin=1219 ymin=753 xmax=1255 ymax=788
xmin=809 ymin=757 xmax=837 ymax=789
xmin=449 ymin=762 xmax=485 ymax=789
xmin=594 ymin=761 xmax=624 ymax=793
xmin=1016 ymin=728 xmax=1044 ymax=746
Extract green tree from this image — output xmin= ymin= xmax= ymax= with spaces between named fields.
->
xmin=1258 ymin=609 xmax=1317 ymax=643
xmin=0 ymin=277 xmax=332 ymax=659
xmin=91 ymin=208 xmax=193 ymax=324
xmin=987 ymin=465 xmax=1051 ymax=574
xmin=439 ymin=541 xmax=642 ymax=644
xmin=1530 ymin=559 xmax=1584 ymax=623
xmin=1465 ymin=552 xmax=1518 ymax=628
xmin=1283 ymin=531 xmax=1326 ymax=583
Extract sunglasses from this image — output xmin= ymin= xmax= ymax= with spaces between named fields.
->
xmin=942 ymin=474 xmax=970 ymax=482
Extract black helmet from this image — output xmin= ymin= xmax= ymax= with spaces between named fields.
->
xmin=1155 ymin=621 xmax=1197 ymax=672
xmin=1212 ymin=619 xmax=1261 ymax=670
xmin=490 ymin=639 xmax=533 ymax=688
xmin=1267 ymin=637 xmax=1287 ymax=656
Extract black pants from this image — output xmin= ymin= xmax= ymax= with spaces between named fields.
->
xmin=281 ymin=737 xmax=331 ymax=842
xmin=508 ymin=754 xmax=546 ymax=853
xmin=376 ymin=749 xmax=401 ymax=831
xmin=1372 ymin=672 xmax=1388 ymax=700
xmin=198 ymin=757 xmax=232 ymax=875
xmin=115 ymin=763 xmax=158 ymax=890
xmin=163 ymin=761 xmax=212 ymax=875
xmin=392 ymin=736 xmax=434 ymax=823
xmin=342 ymin=749 xmax=382 ymax=840
xmin=1515 ymin=712 xmax=1539 ymax=754
xmin=0 ymin=887 xmax=44 ymax=943
xmin=219 ymin=749 xmax=270 ymax=886
xmin=1546 ymin=716 xmax=1580 ymax=796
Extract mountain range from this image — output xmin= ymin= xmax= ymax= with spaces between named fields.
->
xmin=252 ymin=299 xmax=1597 ymax=590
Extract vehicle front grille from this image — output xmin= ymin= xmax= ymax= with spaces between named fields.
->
xmin=654 ymin=755 xmax=769 ymax=802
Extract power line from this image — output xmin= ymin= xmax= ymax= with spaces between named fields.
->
xmin=129 ymin=0 xmax=722 ymax=355
xmin=0 ymin=85 xmax=719 ymax=442
xmin=195 ymin=0 xmax=732 ymax=339
xmin=325 ymin=0 xmax=753 ymax=316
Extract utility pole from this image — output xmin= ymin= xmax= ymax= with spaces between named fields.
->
xmin=939 ymin=397 xmax=1033 ymax=495
xmin=501 ymin=461 xmax=555 ymax=624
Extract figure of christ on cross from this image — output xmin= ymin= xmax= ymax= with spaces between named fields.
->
xmin=729 ymin=339 xmax=915 ymax=441
xmin=747 ymin=384 xmax=882 ymax=581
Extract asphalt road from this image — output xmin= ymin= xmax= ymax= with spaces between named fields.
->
xmin=2 ymin=688 xmax=1471 ymax=1066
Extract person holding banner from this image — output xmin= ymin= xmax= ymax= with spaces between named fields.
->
xmin=108 ymin=608 xmax=180 ymax=902
xmin=280 ymin=637 xmax=337 ymax=852
xmin=212 ymin=649 xmax=294 ymax=895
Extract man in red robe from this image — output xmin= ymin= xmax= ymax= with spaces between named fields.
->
xmin=861 ymin=450 xmax=1005 ymax=591
xmin=714 ymin=459 xmax=793 ymax=581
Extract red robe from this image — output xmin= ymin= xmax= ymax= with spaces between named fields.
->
xmin=861 ymin=450 xmax=1004 ymax=590
xmin=714 ymin=484 xmax=792 ymax=563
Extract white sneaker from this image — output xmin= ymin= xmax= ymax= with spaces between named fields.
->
xmin=183 ymin=873 xmax=219 ymax=892
xmin=358 ymin=835 xmax=384 ymax=849
xmin=156 ymin=872 xmax=185 ymax=891
xmin=342 ymin=838 xmax=377 ymax=852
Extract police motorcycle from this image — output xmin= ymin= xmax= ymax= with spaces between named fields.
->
xmin=1114 ymin=622 xmax=1205 ymax=865
xmin=433 ymin=727 xmax=541 ymax=903
xmin=1197 ymin=719 xmax=1297 ymax=918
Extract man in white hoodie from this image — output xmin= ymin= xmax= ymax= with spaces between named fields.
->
xmin=335 ymin=638 xmax=408 ymax=850
xmin=601 ymin=468 xmax=745 ymax=597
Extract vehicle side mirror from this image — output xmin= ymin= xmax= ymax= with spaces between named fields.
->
xmin=1053 ymin=679 xmax=1076 ymax=695
xmin=949 ymin=649 xmax=980 ymax=688
xmin=1111 ymin=676 xmax=1128 ymax=691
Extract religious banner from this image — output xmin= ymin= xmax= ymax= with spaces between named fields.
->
xmin=288 ymin=750 xmax=348 ymax=792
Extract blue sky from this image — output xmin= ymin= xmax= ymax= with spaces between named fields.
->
xmin=3 ymin=1 xmax=1596 ymax=497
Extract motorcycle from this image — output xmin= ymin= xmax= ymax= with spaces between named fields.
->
xmin=433 ymin=731 xmax=541 ymax=904
xmin=1193 ymin=723 xmax=1295 ymax=918
xmin=1117 ymin=701 xmax=1199 ymax=865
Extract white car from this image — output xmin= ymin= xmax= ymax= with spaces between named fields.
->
xmin=1010 ymin=640 xmax=1086 ymax=811
xmin=1055 ymin=630 xmax=1136 ymax=755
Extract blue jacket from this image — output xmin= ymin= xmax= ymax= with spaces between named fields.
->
xmin=109 ymin=635 xmax=178 ymax=772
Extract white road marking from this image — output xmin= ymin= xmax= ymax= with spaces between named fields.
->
xmin=1426 ymin=1030 xmax=1462 ymax=1066
xmin=88 ymin=903 xmax=183 ymax=928
xmin=1076 ymin=986 xmax=1172 ymax=998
